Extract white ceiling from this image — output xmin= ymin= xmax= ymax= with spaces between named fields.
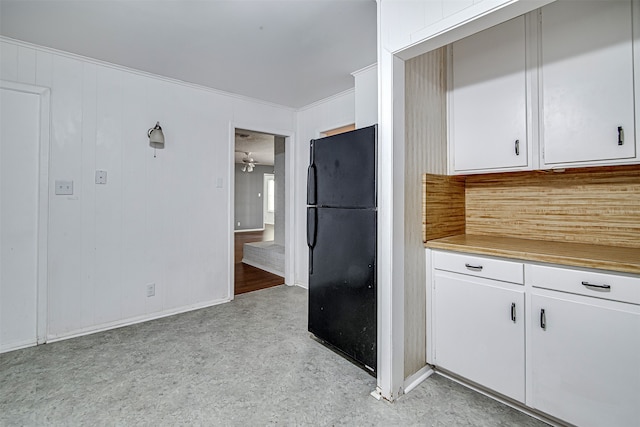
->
xmin=0 ymin=0 xmax=377 ymax=108
xmin=234 ymin=129 xmax=275 ymax=165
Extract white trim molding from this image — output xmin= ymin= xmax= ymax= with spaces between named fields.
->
xmin=0 ymin=80 xmax=51 ymax=347
xmin=228 ymin=121 xmax=296 ymax=298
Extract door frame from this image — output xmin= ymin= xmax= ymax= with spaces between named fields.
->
xmin=1 ymin=80 xmax=51 ymax=346
xmin=228 ymin=122 xmax=295 ymax=299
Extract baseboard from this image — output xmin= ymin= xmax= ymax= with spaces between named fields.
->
xmin=46 ymin=297 xmax=231 ymax=344
xmin=234 ymin=228 xmax=265 ymax=233
xmin=0 ymin=338 xmax=38 ymax=354
xmin=435 ymin=369 xmax=566 ymax=427
xmin=241 ymin=258 xmax=284 ymax=277
xmin=293 ymin=281 xmax=308 ymax=289
xmin=403 ymin=365 xmax=435 ymax=394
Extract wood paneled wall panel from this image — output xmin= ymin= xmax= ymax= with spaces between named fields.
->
xmin=0 ymin=39 xmax=297 ymax=340
xmin=405 ymin=49 xmax=448 ymax=176
xmin=465 ymin=166 xmax=640 ymax=248
xmin=404 ymin=48 xmax=447 ymax=378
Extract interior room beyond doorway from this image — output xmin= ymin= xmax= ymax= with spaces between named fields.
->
xmin=233 ymin=129 xmax=285 ymax=294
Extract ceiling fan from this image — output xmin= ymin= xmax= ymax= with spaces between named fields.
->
xmin=239 ymin=151 xmax=258 ymax=172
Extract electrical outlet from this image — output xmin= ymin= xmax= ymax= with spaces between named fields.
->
xmin=95 ymin=170 xmax=107 ymax=184
xmin=146 ymin=283 xmax=155 ymax=297
xmin=237 ymin=222 xmax=240 ymax=226
xmin=55 ymin=180 xmax=73 ymax=195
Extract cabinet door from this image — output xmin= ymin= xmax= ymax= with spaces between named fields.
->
xmin=434 ymin=270 xmax=525 ymax=402
xmin=530 ymin=292 xmax=640 ymax=427
xmin=451 ymin=15 xmax=528 ymax=173
xmin=540 ymin=0 xmax=636 ymax=166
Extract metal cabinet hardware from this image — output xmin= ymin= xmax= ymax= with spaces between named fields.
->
xmin=465 ymin=263 xmax=483 ymax=271
xmin=540 ymin=309 xmax=546 ymax=330
xmin=515 ymin=139 xmax=520 ymax=155
xmin=511 ymin=303 xmax=516 ymax=323
xmin=581 ymin=281 xmax=611 ymax=291
xmin=618 ymin=126 xmax=624 ymax=146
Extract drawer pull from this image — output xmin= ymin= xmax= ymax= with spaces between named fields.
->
xmin=618 ymin=126 xmax=624 ymax=146
xmin=540 ymin=309 xmax=546 ymax=330
xmin=581 ymin=281 xmax=611 ymax=292
xmin=465 ymin=263 xmax=483 ymax=271
xmin=511 ymin=303 xmax=516 ymax=323
xmin=515 ymin=139 xmax=520 ymax=156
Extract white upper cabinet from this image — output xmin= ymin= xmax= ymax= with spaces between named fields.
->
xmin=540 ymin=0 xmax=637 ymax=166
xmin=450 ymin=16 xmax=530 ymax=173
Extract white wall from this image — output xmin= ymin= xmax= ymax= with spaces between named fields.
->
xmin=235 ymin=164 xmax=274 ymax=230
xmin=0 ymin=38 xmax=295 ymax=340
xmin=353 ymin=64 xmax=378 ymax=128
xmin=380 ymin=0 xmax=554 ymax=58
xmin=274 ymin=136 xmax=285 ymax=245
xmin=293 ymin=90 xmax=356 ymax=288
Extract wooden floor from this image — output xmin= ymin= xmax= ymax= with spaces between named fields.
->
xmin=234 ymin=225 xmax=284 ymax=295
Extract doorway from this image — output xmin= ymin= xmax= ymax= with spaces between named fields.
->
xmin=0 ymin=81 xmax=50 ymax=353
xmin=232 ymin=129 xmax=285 ymax=295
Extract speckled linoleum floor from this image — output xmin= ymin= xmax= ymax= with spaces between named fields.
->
xmin=0 ymin=285 xmax=548 ymax=426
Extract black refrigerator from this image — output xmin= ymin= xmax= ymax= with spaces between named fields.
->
xmin=306 ymin=125 xmax=377 ymax=375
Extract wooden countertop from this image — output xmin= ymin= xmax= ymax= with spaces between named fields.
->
xmin=425 ymin=235 xmax=640 ymax=275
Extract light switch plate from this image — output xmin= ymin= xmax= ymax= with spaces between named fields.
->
xmin=95 ymin=170 xmax=107 ymax=184
xmin=55 ymin=180 xmax=73 ymax=195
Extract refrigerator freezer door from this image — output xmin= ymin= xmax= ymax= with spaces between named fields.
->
xmin=308 ymin=207 xmax=377 ymax=372
xmin=310 ymin=125 xmax=376 ymax=209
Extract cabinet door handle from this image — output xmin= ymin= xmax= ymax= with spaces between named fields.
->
xmin=465 ymin=263 xmax=483 ymax=271
xmin=515 ymin=139 xmax=520 ymax=155
xmin=511 ymin=303 xmax=516 ymax=323
xmin=618 ymin=126 xmax=624 ymax=146
xmin=540 ymin=308 xmax=546 ymax=330
xmin=581 ymin=281 xmax=611 ymax=291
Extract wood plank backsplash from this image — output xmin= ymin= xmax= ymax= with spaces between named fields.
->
xmin=465 ymin=165 xmax=640 ymax=248
xmin=423 ymin=174 xmax=466 ymax=242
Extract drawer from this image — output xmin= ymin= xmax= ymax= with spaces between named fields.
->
xmin=527 ymin=264 xmax=640 ymax=305
xmin=433 ymin=251 xmax=524 ymax=284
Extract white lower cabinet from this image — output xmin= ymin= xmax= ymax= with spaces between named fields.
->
xmin=429 ymin=249 xmax=640 ymax=426
xmin=528 ymin=265 xmax=640 ymax=427
xmin=434 ymin=270 xmax=525 ymax=402
xmin=530 ymin=291 xmax=640 ymax=427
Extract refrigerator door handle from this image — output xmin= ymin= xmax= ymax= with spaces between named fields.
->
xmin=307 ymin=207 xmax=317 ymax=248
xmin=307 ymin=207 xmax=317 ymax=274
xmin=307 ymin=163 xmax=317 ymax=205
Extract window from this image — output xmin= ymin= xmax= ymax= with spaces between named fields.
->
xmin=267 ymin=178 xmax=275 ymax=213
